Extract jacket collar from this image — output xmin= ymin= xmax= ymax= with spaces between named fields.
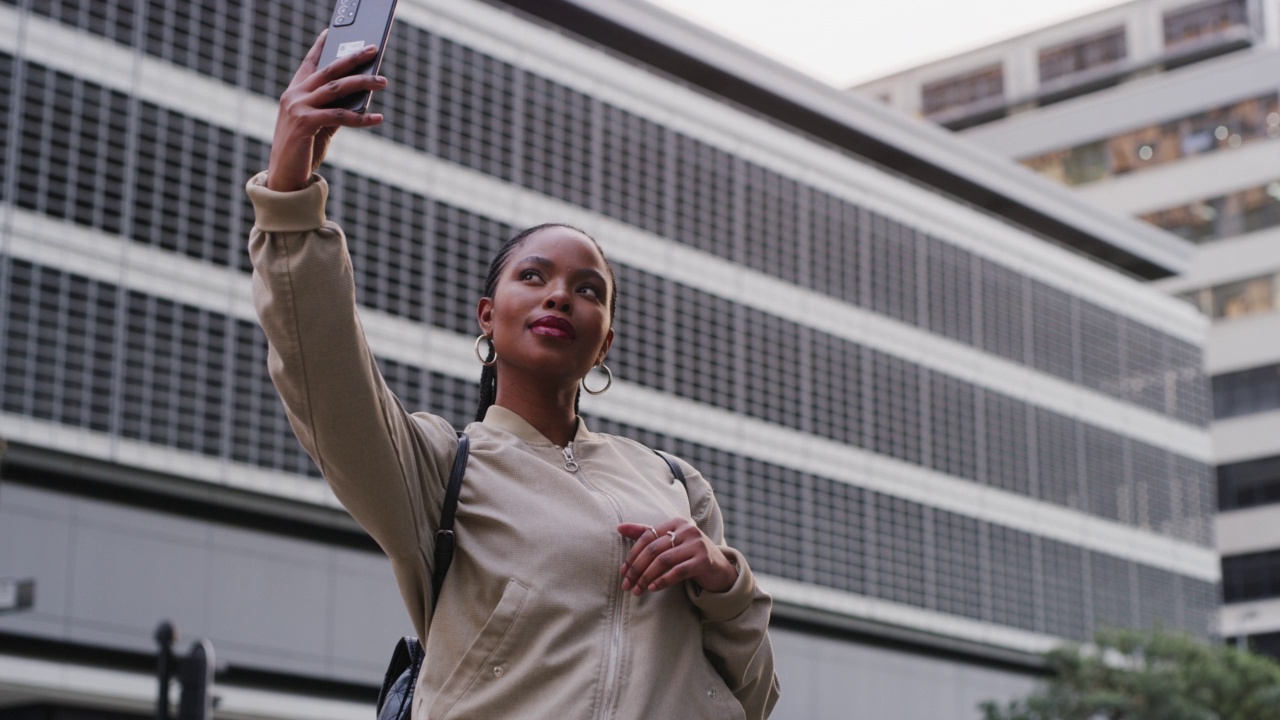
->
xmin=482 ymin=405 xmax=598 ymax=447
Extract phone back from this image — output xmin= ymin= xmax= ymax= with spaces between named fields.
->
xmin=318 ymin=0 xmax=398 ymax=112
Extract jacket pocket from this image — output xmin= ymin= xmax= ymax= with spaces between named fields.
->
xmin=428 ymin=578 xmax=531 ymax=719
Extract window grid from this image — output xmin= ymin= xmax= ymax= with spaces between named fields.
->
xmin=865 ymin=212 xmax=919 ymax=326
xmin=520 ymin=74 xmax=593 ymax=209
xmin=925 ymin=236 xmax=975 ymax=345
xmin=990 ymin=525 xmax=1038 ymax=632
xmin=599 ymin=105 xmax=666 ymax=236
xmin=329 ymin=171 xmax=431 ymax=323
xmin=672 ymin=135 xmax=736 ymax=260
xmin=608 ymin=264 xmax=669 ymax=394
xmin=742 ymin=162 xmax=805 ymax=285
xmin=2 ymin=260 xmax=116 ymax=433
xmin=0 ymin=37 xmax=1210 ymax=426
xmin=1083 ymin=425 xmax=1127 ymax=523
xmin=1090 ymin=552 xmax=1136 ymax=631
xmin=809 ymin=188 xmax=860 ymax=305
xmin=1 ymin=50 xmax=1216 ymax=542
xmin=1040 ymin=539 xmax=1087 ymax=639
xmin=868 ymin=350 xmax=923 ymax=466
xmin=933 ymin=510 xmax=984 ymax=621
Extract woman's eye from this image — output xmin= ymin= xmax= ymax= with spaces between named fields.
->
xmin=519 ymin=269 xmax=541 ymax=281
xmin=578 ymin=285 xmax=601 ymax=298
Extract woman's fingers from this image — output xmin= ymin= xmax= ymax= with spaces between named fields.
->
xmin=312 ymin=72 xmax=388 ymax=108
xmin=618 ymin=520 xmax=697 ymax=595
xmin=289 ymin=29 xmax=329 ymax=86
xmin=619 ymin=521 xmax=677 ymax=572
xmin=632 ymin=544 xmax=696 ymax=594
xmin=646 ymin=558 xmax=702 ymax=593
xmin=301 ymin=43 xmax=379 ymax=92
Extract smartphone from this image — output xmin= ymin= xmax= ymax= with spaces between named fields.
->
xmin=317 ymin=0 xmax=398 ymax=112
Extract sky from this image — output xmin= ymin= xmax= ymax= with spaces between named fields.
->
xmin=650 ymin=0 xmax=1134 ymax=87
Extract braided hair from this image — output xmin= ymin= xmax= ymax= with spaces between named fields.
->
xmin=474 ymin=223 xmax=618 ymax=422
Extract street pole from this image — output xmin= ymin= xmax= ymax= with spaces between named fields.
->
xmin=155 ymin=621 xmax=176 ymax=720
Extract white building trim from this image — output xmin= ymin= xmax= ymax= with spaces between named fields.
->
xmin=0 ymin=654 xmax=368 ymax=720
xmin=762 ymin=574 xmax=1062 ymax=656
xmin=1220 ymin=597 xmax=1280 ymax=638
xmin=1218 ymin=504 xmax=1280 ymax=556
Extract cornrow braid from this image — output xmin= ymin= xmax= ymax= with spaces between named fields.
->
xmin=473 ymin=224 xmax=618 ymax=423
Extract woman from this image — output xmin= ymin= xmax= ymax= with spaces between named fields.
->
xmin=248 ymin=31 xmax=779 ymax=719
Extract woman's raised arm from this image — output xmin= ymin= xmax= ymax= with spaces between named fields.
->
xmin=247 ymin=32 xmax=456 ymax=642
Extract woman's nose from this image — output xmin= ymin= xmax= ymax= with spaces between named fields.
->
xmin=544 ymin=288 xmax=570 ymax=312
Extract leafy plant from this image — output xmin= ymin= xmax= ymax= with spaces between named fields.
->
xmin=980 ymin=628 xmax=1280 ymax=720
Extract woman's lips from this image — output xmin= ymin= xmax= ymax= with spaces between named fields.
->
xmin=530 ymin=315 xmax=576 ymax=340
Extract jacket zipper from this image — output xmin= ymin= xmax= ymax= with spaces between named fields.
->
xmin=562 ymin=442 xmax=580 ymax=473
xmin=599 ymin=580 xmax=624 ymax=720
xmin=562 ymin=440 xmax=624 ymax=719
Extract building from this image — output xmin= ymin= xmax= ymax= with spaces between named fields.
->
xmin=859 ymin=0 xmax=1280 ymax=660
xmin=0 ymin=0 xmax=1215 ymax=718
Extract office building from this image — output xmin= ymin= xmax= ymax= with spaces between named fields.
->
xmin=860 ymin=0 xmax=1280 ymax=659
xmin=0 ymin=0 xmax=1215 ymax=717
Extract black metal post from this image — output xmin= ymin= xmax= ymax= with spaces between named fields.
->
xmin=154 ymin=621 xmax=176 ymax=720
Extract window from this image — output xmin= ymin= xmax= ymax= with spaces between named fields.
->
xmin=1213 ymin=363 xmax=1280 ymax=419
xmin=1039 ymin=28 xmax=1127 ymax=83
xmin=1023 ymin=94 xmax=1280 ymax=186
xmin=1219 ymin=455 xmax=1280 ymax=511
xmin=1163 ymin=0 xmax=1250 ymax=49
xmin=921 ymin=65 xmax=1004 ymax=117
xmin=1144 ymin=183 xmax=1280 ymax=244
xmin=1223 ymin=549 xmax=1280 ymax=603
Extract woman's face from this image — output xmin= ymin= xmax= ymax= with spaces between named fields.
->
xmin=477 ymin=226 xmax=614 ymax=387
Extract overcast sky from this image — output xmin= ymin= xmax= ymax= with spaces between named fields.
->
xmin=650 ymin=0 xmax=1134 ymax=87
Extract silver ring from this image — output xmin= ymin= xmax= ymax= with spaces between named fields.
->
xmin=646 ymin=526 xmax=658 ymax=540
xmin=667 ymin=530 xmax=678 ymax=548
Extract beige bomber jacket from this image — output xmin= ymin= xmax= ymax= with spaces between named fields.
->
xmin=246 ymin=172 xmax=780 ymax=719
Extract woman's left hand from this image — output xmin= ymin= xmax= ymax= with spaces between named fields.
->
xmin=617 ymin=520 xmax=738 ymax=596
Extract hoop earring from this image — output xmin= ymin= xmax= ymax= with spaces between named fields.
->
xmin=581 ymin=363 xmax=613 ymax=396
xmin=474 ymin=335 xmax=497 ymax=367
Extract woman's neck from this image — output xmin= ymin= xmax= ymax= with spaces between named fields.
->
xmin=493 ymin=381 xmax=579 ymax=447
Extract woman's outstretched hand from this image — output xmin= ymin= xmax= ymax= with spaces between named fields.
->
xmin=267 ymin=29 xmax=388 ymax=192
xmin=618 ymin=520 xmax=738 ymax=596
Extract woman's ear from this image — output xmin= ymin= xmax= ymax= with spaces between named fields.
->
xmin=596 ymin=328 xmax=615 ymax=366
xmin=477 ymin=297 xmax=494 ymax=336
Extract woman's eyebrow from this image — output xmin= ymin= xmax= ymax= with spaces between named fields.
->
xmin=575 ymin=267 xmax=608 ymax=285
xmin=516 ymin=255 xmax=608 ymax=284
xmin=515 ymin=254 xmax=554 ymax=269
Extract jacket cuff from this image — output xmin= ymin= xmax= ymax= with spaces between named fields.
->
xmin=687 ymin=547 xmax=755 ymax=622
xmin=245 ymin=171 xmax=328 ymax=232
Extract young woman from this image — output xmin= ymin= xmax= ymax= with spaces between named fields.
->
xmin=248 ymin=31 xmax=779 ymax=719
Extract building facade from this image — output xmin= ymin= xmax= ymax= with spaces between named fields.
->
xmin=860 ymin=0 xmax=1280 ymax=660
xmin=1 ymin=0 xmax=1215 ymax=718
xmin=860 ymin=0 xmax=1280 ymax=655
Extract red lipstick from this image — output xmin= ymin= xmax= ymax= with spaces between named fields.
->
xmin=530 ymin=315 xmax=576 ymax=340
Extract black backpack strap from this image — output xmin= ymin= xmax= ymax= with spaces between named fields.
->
xmin=431 ymin=431 xmax=469 ymax=608
xmin=653 ymin=449 xmax=687 ymax=489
